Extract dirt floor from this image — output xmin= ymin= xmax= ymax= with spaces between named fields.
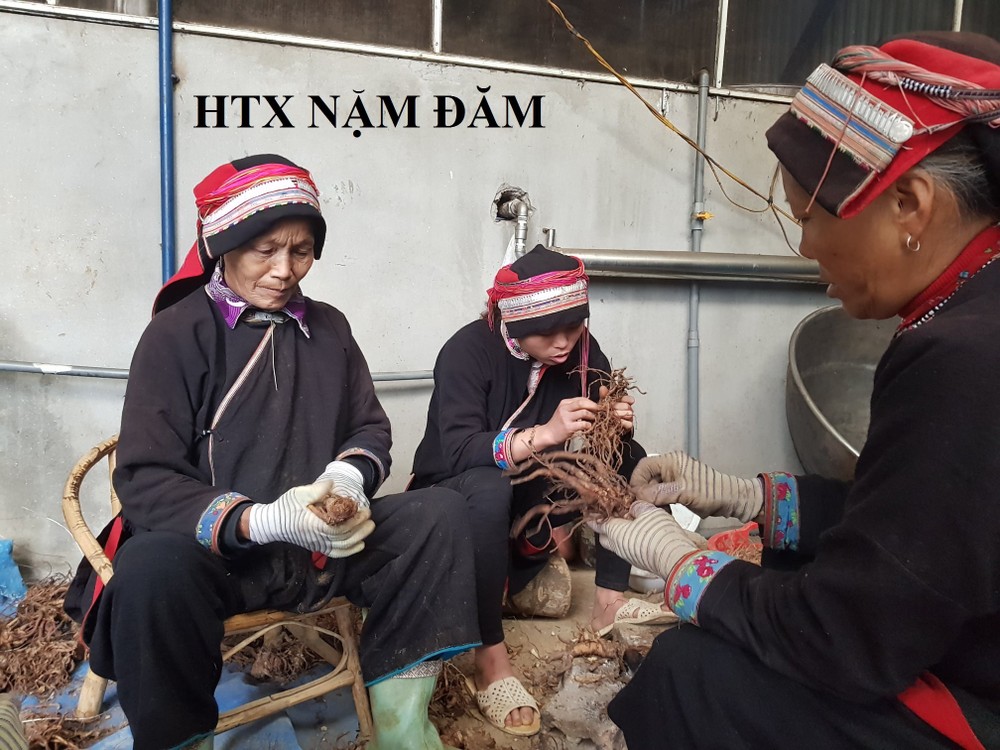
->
xmin=439 ymin=515 xmax=753 ymax=750
xmin=439 ymin=565 xmax=670 ymax=750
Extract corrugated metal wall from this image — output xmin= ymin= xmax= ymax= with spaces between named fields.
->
xmin=33 ymin=0 xmax=1000 ymax=86
xmin=724 ymin=0 xmax=956 ymax=85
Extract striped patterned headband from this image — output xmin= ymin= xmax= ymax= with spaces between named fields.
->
xmin=833 ymin=44 xmax=1000 ymax=129
xmin=487 ymin=261 xmax=589 ymax=331
xmin=497 ymin=278 xmax=589 ymax=325
xmin=791 ymin=63 xmax=915 ymax=177
xmin=772 ymin=36 xmax=1000 ymax=218
xmin=196 ymin=164 xmax=321 ymax=258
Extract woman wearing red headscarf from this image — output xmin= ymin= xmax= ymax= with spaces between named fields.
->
xmin=64 ymin=155 xmax=480 ymax=750
xmin=411 ymin=245 xmax=674 ymax=736
xmin=594 ymin=33 xmax=1000 ymax=749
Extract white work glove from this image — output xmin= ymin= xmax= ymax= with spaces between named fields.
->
xmin=630 ymin=451 xmax=764 ymax=523
xmin=247 ymin=481 xmax=375 ymax=558
xmin=316 ymin=460 xmax=369 ymax=509
xmin=591 ymin=502 xmax=705 ymax=583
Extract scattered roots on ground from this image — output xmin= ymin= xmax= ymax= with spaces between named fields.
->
xmin=431 ymin=662 xmax=499 ymax=749
xmin=526 ymin=628 xmax=626 ymax=696
xmin=430 ymin=662 xmax=473 ymax=724
xmin=0 ymin=579 xmax=81 ymax=698
xmin=20 ymin=710 xmax=115 ymax=750
xmin=1 ymin=579 xmax=121 ymax=748
xmin=222 ymin=610 xmax=358 ymax=684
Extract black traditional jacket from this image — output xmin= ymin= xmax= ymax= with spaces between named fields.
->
xmin=112 ymin=290 xmax=391 ymax=552
xmin=411 ymin=319 xmax=638 ymax=486
xmin=695 ymin=260 xmax=1000 ymax=726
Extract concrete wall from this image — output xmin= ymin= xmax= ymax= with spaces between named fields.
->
xmin=0 ymin=11 xmax=826 ymax=580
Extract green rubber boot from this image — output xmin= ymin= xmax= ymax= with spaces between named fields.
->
xmin=367 ymin=672 xmax=452 ymax=750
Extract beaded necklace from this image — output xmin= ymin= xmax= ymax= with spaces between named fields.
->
xmin=896 ymin=224 xmax=1000 ymax=334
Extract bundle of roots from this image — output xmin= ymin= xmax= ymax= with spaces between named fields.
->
xmin=1 ymin=580 xmax=121 ymax=748
xmin=509 ymin=451 xmax=636 ymax=539
xmin=509 ymin=368 xmax=643 ymax=539
xmin=574 ymin=367 xmax=641 ymax=472
xmin=0 ymin=579 xmax=81 ymax=698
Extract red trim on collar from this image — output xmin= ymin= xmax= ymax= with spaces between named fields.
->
xmin=897 ymin=224 xmax=1000 ymax=331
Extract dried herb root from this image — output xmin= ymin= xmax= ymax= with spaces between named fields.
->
xmin=308 ymin=494 xmax=358 ymax=525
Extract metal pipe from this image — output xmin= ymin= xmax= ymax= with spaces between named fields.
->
xmin=431 ymin=0 xmax=443 ymax=53
xmin=953 ymin=0 xmax=965 ymax=30
xmin=496 ymin=195 xmax=530 ymax=257
xmin=564 ymin=248 xmax=821 ymax=284
xmin=0 ymin=361 xmax=130 ymax=379
xmin=0 ymin=1 xmax=795 ymax=106
xmin=714 ymin=0 xmax=731 ymax=88
xmin=515 ymin=202 xmax=529 ymax=257
xmin=158 ymin=0 xmax=176 ymax=282
xmin=0 ymin=360 xmax=432 ymax=383
xmin=687 ymin=68 xmax=711 ymax=457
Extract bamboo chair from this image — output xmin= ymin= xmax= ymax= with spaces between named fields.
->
xmin=61 ymin=435 xmax=373 ymax=739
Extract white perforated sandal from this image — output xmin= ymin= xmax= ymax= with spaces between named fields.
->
xmin=465 ymin=675 xmax=541 ymax=737
xmin=596 ymin=597 xmax=679 ymax=637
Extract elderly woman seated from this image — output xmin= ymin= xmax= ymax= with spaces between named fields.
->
xmin=594 ymin=32 xmax=1000 ymax=750
xmin=64 ymin=154 xmax=480 ymax=750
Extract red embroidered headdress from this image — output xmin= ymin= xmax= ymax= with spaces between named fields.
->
xmin=487 ymin=245 xmax=590 ymax=338
xmin=153 ymin=154 xmax=325 ymax=315
xmin=767 ymin=32 xmax=1000 ymax=218
xmin=487 ymin=245 xmax=591 ymax=393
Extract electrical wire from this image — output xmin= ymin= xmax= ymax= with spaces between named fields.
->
xmin=546 ymin=0 xmax=802 ymax=249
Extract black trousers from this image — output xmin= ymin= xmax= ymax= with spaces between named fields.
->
xmin=609 ymin=626 xmax=963 ymax=750
xmin=435 ymin=444 xmax=644 ymax=646
xmin=87 ymin=488 xmax=480 ymax=750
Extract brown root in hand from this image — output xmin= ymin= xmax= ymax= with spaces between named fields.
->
xmin=509 ymin=368 xmax=643 ymax=539
xmin=575 ymin=367 xmax=642 ymax=472
xmin=509 ymin=451 xmax=637 ymax=539
xmin=307 ymin=493 xmax=358 ymax=525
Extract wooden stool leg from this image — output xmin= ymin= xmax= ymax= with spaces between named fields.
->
xmin=335 ymin=606 xmax=372 ymax=740
xmin=76 ymin=669 xmax=108 ymax=718
xmin=295 ymin=625 xmax=344 ymax=666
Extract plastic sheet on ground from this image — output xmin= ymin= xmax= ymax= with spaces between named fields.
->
xmin=0 ymin=540 xmax=27 ymax=618
xmin=22 ymin=661 xmax=362 ymax=749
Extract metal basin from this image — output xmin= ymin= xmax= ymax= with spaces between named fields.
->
xmin=786 ymin=305 xmax=895 ymax=481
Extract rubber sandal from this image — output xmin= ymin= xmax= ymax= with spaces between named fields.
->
xmin=596 ymin=597 xmax=679 ymax=637
xmin=464 ymin=675 xmax=541 ymax=737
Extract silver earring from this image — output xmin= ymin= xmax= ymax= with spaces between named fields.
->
xmin=906 ymin=235 xmax=921 ymax=252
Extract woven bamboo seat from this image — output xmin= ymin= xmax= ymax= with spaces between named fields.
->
xmin=61 ymin=435 xmax=372 ymax=739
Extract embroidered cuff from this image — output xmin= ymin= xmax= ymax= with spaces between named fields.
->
xmin=492 ymin=428 xmax=517 ymax=470
xmin=196 ymin=492 xmax=251 ymax=555
xmin=335 ymin=448 xmax=387 ymax=491
xmin=665 ymin=550 xmax=737 ymax=625
xmin=665 ymin=550 xmax=736 ymax=625
xmin=759 ymin=472 xmax=800 ymax=551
